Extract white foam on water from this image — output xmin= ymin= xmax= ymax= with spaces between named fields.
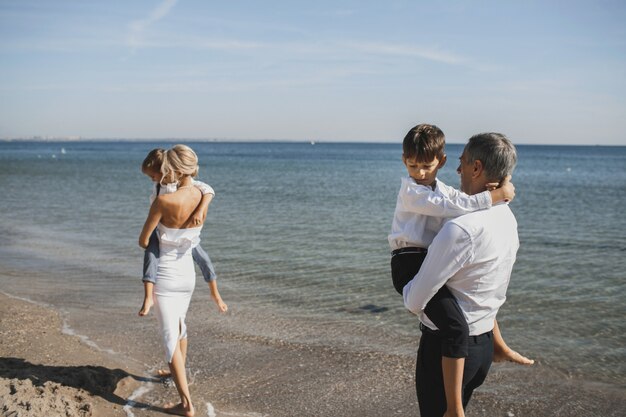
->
xmin=206 ymin=403 xmax=267 ymax=417
xmin=60 ymin=311 xmax=118 ymax=355
xmin=1 ymin=291 xmax=117 ymax=355
xmin=206 ymin=402 xmax=217 ymax=417
xmin=0 ymin=290 xmax=53 ymax=309
xmin=123 ymin=385 xmax=153 ymax=417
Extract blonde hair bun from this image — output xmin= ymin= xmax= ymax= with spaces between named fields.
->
xmin=160 ymin=144 xmax=199 ymax=184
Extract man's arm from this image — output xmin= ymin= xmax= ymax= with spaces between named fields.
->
xmin=403 ymin=222 xmax=471 ymax=315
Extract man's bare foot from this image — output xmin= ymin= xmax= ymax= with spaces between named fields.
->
xmin=138 ymin=299 xmax=153 ymax=316
xmin=156 ymin=369 xmax=172 ymax=378
xmin=164 ymin=402 xmax=194 ymax=417
xmin=494 ymin=347 xmax=534 ymax=365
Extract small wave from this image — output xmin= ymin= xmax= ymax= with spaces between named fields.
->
xmin=60 ymin=312 xmax=118 ymax=355
xmin=207 ymin=403 xmax=267 ymax=417
xmin=123 ymin=385 xmax=152 ymax=417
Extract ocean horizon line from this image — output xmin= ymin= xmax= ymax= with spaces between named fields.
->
xmin=1 ymin=137 xmax=625 ymax=148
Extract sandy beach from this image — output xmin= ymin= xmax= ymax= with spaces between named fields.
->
xmin=2 ymin=290 xmax=626 ymax=417
xmin=0 ymin=293 xmax=144 ymax=417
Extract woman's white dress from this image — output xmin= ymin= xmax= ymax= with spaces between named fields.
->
xmin=154 ymin=223 xmax=202 ymax=363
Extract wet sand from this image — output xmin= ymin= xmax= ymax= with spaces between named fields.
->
xmin=0 ymin=293 xmax=143 ymax=417
xmin=2 ymin=292 xmax=625 ymax=417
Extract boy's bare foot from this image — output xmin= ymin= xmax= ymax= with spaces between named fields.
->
xmin=494 ymin=347 xmax=534 ymax=365
xmin=164 ymin=402 xmax=194 ymax=417
xmin=156 ymin=369 xmax=172 ymax=378
xmin=216 ymin=299 xmax=228 ymax=313
xmin=138 ymin=299 xmax=153 ymax=316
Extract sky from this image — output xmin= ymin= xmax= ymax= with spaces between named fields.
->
xmin=1 ymin=0 xmax=625 ymax=145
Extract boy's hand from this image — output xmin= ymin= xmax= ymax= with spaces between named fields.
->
xmin=499 ymin=176 xmax=515 ymax=202
xmin=487 ymin=175 xmax=515 ymax=201
xmin=485 ymin=182 xmax=499 ymax=191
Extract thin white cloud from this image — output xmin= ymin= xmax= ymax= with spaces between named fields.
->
xmin=128 ymin=0 xmax=178 ymax=50
xmin=340 ymin=40 xmax=503 ymax=72
xmin=150 ymin=35 xmax=267 ymax=50
xmin=341 ymin=41 xmax=463 ymax=65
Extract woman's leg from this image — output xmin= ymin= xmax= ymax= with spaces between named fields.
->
xmin=180 ymin=337 xmax=188 ymax=366
xmin=165 ymin=340 xmax=195 ymax=416
xmin=157 ymin=338 xmax=187 ymax=378
xmin=158 ymin=333 xmax=188 ymax=379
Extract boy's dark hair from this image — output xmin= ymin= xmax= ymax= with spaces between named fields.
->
xmin=142 ymin=148 xmax=165 ymax=172
xmin=402 ymin=124 xmax=446 ymax=162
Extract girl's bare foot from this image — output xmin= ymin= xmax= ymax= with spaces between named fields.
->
xmin=156 ymin=369 xmax=172 ymax=378
xmin=138 ymin=298 xmax=153 ymax=316
xmin=164 ymin=402 xmax=194 ymax=417
xmin=215 ymin=299 xmax=228 ymax=313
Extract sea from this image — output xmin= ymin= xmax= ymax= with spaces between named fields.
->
xmin=0 ymin=140 xmax=625 ymax=397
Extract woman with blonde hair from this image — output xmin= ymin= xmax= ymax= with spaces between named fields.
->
xmin=139 ymin=144 xmax=227 ymax=417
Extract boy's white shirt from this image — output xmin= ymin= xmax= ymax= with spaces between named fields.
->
xmin=388 ymin=176 xmax=492 ymax=250
xmin=149 ymin=179 xmax=214 ymax=204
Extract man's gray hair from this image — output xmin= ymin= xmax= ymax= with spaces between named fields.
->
xmin=465 ymin=133 xmax=517 ymax=182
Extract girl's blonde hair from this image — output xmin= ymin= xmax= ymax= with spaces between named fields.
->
xmin=160 ymin=144 xmax=199 ymax=185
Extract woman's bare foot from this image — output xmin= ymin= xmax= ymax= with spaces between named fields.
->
xmin=164 ymin=402 xmax=194 ymax=417
xmin=156 ymin=369 xmax=172 ymax=378
xmin=138 ymin=298 xmax=153 ymax=316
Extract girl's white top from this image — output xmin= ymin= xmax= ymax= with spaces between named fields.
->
xmin=149 ymin=179 xmax=214 ymax=204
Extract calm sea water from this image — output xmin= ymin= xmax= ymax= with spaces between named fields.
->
xmin=0 ymin=140 xmax=625 ymax=389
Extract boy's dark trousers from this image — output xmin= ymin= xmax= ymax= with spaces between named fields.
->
xmin=390 ymin=248 xmax=469 ymax=358
xmin=143 ymin=229 xmax=217 ymax=283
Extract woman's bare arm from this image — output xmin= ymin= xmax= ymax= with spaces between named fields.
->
xmin=139 ymin=198 xmax=163 ymax=248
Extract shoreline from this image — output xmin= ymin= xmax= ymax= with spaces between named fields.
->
xmin=2 ymin=292 xmax=626 ymax=417
xmin=0 ymin=292 xmax=145 ymax=417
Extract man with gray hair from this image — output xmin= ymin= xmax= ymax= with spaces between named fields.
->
xmin=403 ymin=133 xmax=533 ymax=417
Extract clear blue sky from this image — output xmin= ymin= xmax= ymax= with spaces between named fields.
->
xmin=1 ymin=1 xmax=625 ymax=144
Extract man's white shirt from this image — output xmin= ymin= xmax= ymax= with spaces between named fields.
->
xmin=403 ymin=203 xmax=519 ymax=336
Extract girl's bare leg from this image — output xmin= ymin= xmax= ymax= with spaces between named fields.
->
xmin=164 ymin=340 xmax=194 ymax=416
xmin=138 ymin=282 xmax=154 ymax=316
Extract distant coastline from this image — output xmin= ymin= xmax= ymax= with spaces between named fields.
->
xmin=1 ymin=137 xmax=625 ymax=147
